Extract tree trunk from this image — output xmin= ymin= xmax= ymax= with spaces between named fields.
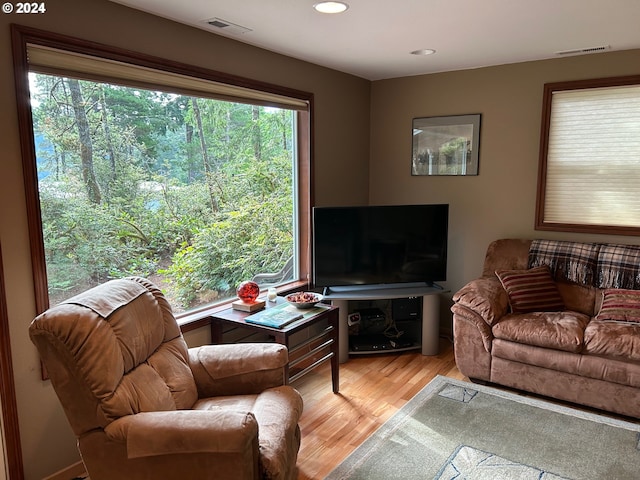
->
xmin=252 ymin=105 xmax=261 ymax=161
xmin=98 ymin=87 xmax=117 ymax=201
xmin=100 ymin=87 xmax=117 ymax=182
xmin=184 ymin=123 xmax=196 ymax=181
xmin=281 ymin=110 xmax=289 ymax=151
xmin=191 ymin=97 xmax=218 ymax=212
xmin=68 ymin=78 xmax=101 ymax=204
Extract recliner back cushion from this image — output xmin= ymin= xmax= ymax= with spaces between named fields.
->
xmin=30 ymin=277 xmax=198 ymax=435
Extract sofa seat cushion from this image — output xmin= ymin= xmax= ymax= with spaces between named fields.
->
xmin=584 ymin=320 xmax=640 ymax=362
xmin=492 ymin=311 xmax=590 ymax=353
xmin=493 ymin=339 xmax=640 ymax=389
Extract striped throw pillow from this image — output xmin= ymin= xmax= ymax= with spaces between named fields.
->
xmin=596 ymin=289 xmax=640 ymax=323
xmin=496 ymin=265 xmax=564 ymax=314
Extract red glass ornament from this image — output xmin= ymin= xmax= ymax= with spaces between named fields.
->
xmin=237 ymin=280 xmax=260 ymax=303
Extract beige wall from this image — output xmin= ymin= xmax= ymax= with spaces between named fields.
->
xmin=369 ymin=50 xmax=640 ymax=322
xmin=0 ymin=1 xmax=370 ymax=478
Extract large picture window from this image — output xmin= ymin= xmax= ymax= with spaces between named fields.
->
xmin=12 ymin=26 xmax=313 ymax=319
xmin=536 ymin=75 xmax=640 ymax=236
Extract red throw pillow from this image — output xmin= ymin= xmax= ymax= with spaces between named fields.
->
xmin=496 ymin=265 xmax=564 ymax=314
xmin=596 ymin=289 xmax=640 ymax=323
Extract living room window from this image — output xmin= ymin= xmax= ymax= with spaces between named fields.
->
xmin=12 ymin=26 xmax=313 ymax=318
xmin=536 ymin=75 xmax=640 ymax=236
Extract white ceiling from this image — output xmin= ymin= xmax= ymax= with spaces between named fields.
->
xmin=109 ymin=0 xmax=640 ymax=81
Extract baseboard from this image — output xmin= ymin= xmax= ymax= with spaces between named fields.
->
xmin=42 ymin=461 xmax=87 ymax=480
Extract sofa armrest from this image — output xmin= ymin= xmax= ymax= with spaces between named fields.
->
xmin=189 ymin=343 xmax=288 ymax=397
xmin=452 ymin=276 xmax=509 ymax=326
xmin=105 ymin=410 xmax=258 ymax=459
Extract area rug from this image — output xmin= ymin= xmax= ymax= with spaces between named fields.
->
xmin=325 ymin=375 xmax=640 ymax=479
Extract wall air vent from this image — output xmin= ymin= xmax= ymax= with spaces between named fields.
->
xmin=204 ymin=17 xmax=252 ymax=35
xmin=555 ymin=45 xmax=611 ymax=56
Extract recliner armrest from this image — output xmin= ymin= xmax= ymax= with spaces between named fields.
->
xmin=452 ymin=276 xmax=509 ymax=326
xmin=189 ymin=343 xmax=289 ymax=397
xmin=105 ymin=409 xmax=258 ymax=458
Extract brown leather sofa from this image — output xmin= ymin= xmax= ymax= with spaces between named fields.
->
xmin=451 ymin=238 xmax=640 ymax=418
xmin=29 ymin=276 xmax=303 ymax=480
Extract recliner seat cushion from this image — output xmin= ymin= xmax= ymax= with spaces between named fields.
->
xmin=193 ymin=385 xmax=303 ymax=480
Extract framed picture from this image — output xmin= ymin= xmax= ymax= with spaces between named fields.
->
xmin=411 ymin=114 xmax=481 ymax=176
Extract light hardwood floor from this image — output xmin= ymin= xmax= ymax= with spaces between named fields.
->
xmin=291 ymin=338 xmax=467 ymax=480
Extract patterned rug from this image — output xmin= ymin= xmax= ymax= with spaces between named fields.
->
xmin=325 ymin=376 xmax=640 ymax=479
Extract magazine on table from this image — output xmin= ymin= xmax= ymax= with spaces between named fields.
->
xmin=245 ymin=303 xmax=304 ymax=328
xmin=244 ymin=302 xmax=330 ymax=328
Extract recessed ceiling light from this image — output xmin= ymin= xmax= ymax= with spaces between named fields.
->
xmin=411 ymin=49 xmax=436 ymax=56
xmin=314 ymin=2 xmax=349 ymax=14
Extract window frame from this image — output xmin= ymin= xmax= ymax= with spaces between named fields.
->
xmin=535 ymin=74 xmax=640 ymax=236
xmin=11 ymin=24 xmax=315 ymax=324
xmin=0 ymin=242 xmax=24 ymax=479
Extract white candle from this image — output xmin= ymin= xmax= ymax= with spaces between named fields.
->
xmin=267 ymin=288 xmax=277 ymax=302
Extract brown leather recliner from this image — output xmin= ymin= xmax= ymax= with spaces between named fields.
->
xmin=29 ymin=276 xmax=303 ymax=480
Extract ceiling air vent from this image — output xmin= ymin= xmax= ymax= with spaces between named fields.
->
xmin=555 ymin=45 xmax=611 ymax=56
xmin=204 ymin=17 xmax=252 ymax=35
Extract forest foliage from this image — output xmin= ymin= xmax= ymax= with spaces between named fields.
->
xmin=31 ymin=73 xmax=295 ymax=312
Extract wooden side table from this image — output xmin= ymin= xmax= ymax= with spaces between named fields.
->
xmin=210 ymin=298 xmax=340 ymax=393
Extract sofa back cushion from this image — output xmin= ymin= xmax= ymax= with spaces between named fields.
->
xmin=484 ymin=239 xmax=599 ymax=316
xmin=557 ymin=282 xmax=597 ymax=316
xmin=482 ymin=239 xmax=532 ymax=277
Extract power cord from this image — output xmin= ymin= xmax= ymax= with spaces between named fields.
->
xmin=383 ymin=321 xmax=404 ymax=339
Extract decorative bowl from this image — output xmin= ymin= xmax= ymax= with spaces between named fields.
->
xmin=285 ymin=292 xmax=323 ymax=309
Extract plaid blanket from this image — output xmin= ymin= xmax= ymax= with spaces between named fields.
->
xmin=597 ymin=243 xmax=640 ymax=289
xmin=528 ymin=239 xmax=600 ymax=285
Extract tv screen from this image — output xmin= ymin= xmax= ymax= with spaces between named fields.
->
xmin=312 ymin=204 xmax=448 ymax=290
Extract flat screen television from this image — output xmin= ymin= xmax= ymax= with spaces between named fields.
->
xmin=312 ymin=204 xmax=448 ymax=292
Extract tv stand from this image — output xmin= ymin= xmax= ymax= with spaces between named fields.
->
xmin=322 ymin=284 xmax=448 ymax=363
xmin=322 ymin=282 xmax=442 ymax=296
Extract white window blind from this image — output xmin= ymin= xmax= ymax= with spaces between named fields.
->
xmin=544 ymin=85 xmax=640 ymax=228
xmin=27 ymin=44 xmax=309 ymax=111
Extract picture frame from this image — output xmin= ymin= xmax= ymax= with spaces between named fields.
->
xmin=411 ymin=114 xmax=481 ymax=176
